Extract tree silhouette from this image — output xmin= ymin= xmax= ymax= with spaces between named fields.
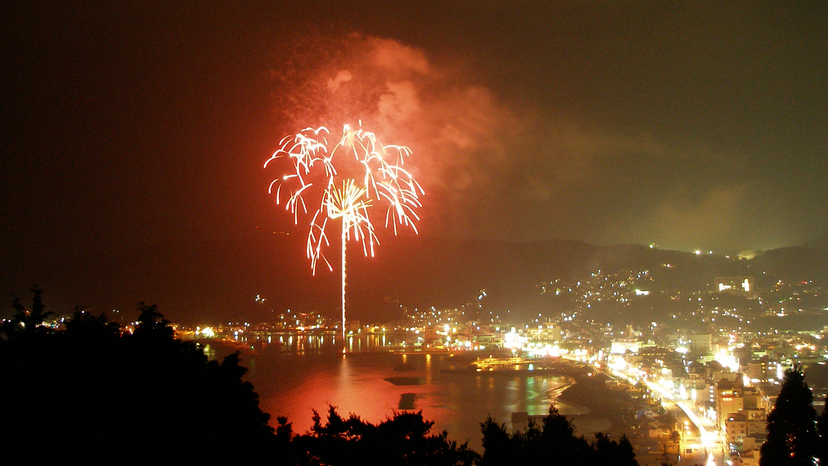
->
xmin=64 ymin=306 xmax=121 ymax=341
xmin=479 ymin=416 xmax=518 ymax=466
xmin=0 ymin=298 xmax=276 ymax=463
xmin=479 ymin=406 xmax=638 ymax=466
xmin=760 ymin=365 xmax=818 ymax=466
xmin=133 ymin=301 xmax=174 ymax=340
xmin=593 ymin=432 xmax=638 ymax=466
xmin=2 ymin=289 xmax=648 ymax=465
xmin=817 ymin=395 xmax=828 ymax=466
xmin=295 ymin=405 xmax=478 ymax=466
xmin=0 ymin=285 xmax=54 ymax=340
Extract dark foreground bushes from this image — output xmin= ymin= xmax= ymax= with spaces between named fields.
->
xmin=1 ymin=289 xmax=637 ymax=465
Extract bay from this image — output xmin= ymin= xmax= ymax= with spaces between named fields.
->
xmin=228 ymin=333 xmax=590 ymax=449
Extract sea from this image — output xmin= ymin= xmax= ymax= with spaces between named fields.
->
xmin=206 ymin=332 xmax=591 ymax=450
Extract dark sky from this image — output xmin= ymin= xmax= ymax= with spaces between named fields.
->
xmin=1 ymin=1 xmax=826 ymax=322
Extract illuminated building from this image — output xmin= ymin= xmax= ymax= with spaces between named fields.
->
xmin=716 ymin=380 xmax=763 ymax=433
xmin=714 ymin=276 xmax=755 ymax=296
xmin=725 ymin=412 xmax=747 ymax=445
xmin=610 ymin=338 xmax=641 ymax=355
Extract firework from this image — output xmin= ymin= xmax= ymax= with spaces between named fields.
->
xmin=265 ymin=123 xmax=423 ymax=342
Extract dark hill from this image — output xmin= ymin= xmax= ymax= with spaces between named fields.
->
xmin=5 ymin=232 xmax=828 ymax=325
xmin=801 ymin=235 xmax=828 ymax=250
xmin=750 ymin=246 xmax=828 ymax=284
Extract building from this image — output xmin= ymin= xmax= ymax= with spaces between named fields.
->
xmin=690 ymin=333 xmax=712 ymax=356
xmin=714 ymin=276 xmax=755 ymax=296
xmin=725 ymin=412 xmax=747 ymax=445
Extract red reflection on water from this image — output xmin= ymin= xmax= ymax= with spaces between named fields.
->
xmin=261 ymin=353 xmax=404 ymax=434
xmin=253 ymin=351 xmax=586 ymax=449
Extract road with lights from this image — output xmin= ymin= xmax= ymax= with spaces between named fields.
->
xmin=607 ymin=363 xmax=725 ymax=465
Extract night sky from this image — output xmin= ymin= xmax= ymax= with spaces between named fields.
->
xmin=2 ymin=1 xmax=826 ymax=322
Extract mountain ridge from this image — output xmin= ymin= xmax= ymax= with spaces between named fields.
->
xmin=4 ymin=232 xmax=827 ymax=325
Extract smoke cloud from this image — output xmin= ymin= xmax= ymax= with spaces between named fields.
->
xmin=267 ymin=32 xmax=811 ymax=251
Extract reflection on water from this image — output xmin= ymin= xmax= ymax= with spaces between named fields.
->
xmin=242 ymin=339 xmax=587 ymax=448
xmin=235 ymin=331 xmax=393 ymax=355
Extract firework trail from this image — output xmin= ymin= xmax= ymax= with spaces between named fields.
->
xmin=265 ymin=123 xmax=423 ymax=342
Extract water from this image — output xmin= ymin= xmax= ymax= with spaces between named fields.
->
xmin=229 ymin=334 xmax=588 ymax=449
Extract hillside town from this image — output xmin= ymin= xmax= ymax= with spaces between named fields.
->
xmin=185 ymin=254 xmax=828 ymax=466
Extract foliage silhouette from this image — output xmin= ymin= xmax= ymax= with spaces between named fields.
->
xmin=0 ymin=285 xmax=53 ymax=340
xmin=134 ymin=301 xmax=174 ymax=340
xmin=0 ymin=296 xmax=274 ymax=463
xmin=817 ymin=395 xmax=828 ymax=466
xmin=2 ymin=289 xmax=645 ymax=465
xmin=292 ymin=405 xmax=479 ymax=466
xmin=760 ymin=365 xmax=818 ymax=466
xmin=479 ymin=406 xmax=637 ymax=466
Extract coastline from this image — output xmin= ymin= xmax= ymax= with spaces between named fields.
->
xmin=557 ymin=372 xmax=637 ymax=441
